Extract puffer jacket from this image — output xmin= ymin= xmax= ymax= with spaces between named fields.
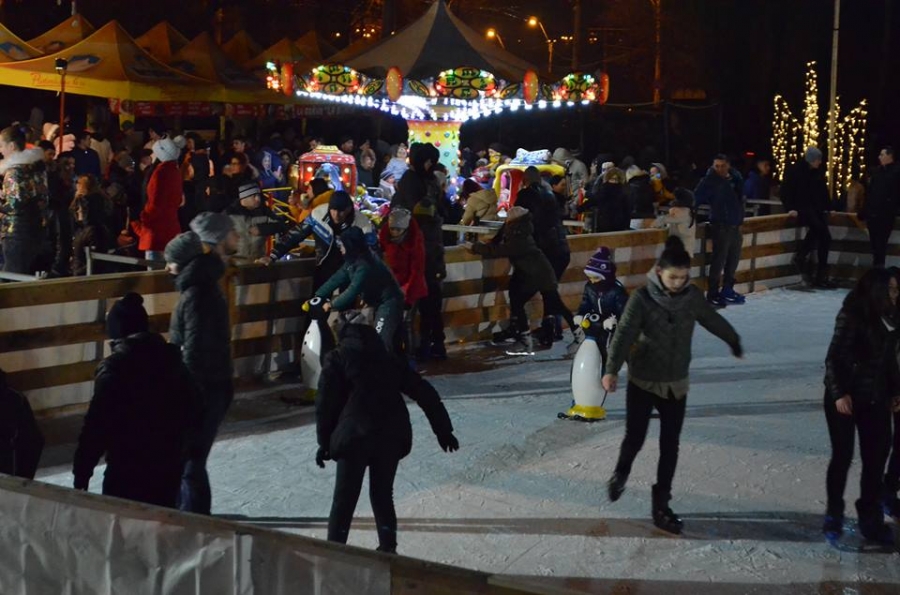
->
xmin=226 ymin=202 xmax=288 ymax=260
xmin=515 ymin=183 xmax=570 ymax=258
xmin=461 ymin=188 xmax=499 ymax=226
xmin=580 ymin=183 xmax=630 ymax=232
xmin=824 ymin=307 xmax=900 ymax=407
xmin=0 ymin=148 xmax=47 ymax=240
xmin=471 ymin=213 xmax=558 ymax=293
xmin=316 ymin=324 xmax=454 ymax=460
xmin=606 ymin=269 xmax=741 ymax=385
xmin=577 ymin=279 xmax=629 ymax=320
xmin=315 ymin=253 xmax=405 ymax=311
xmin=379 ymin=218 xmax=428 ymax=305
xmin=169 ymin=253 xmax=233 ymax=390
xmin=694 ymin=167 xmax=745 ymax=226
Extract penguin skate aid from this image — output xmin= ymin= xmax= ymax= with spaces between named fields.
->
xmin=300 ymin=297 xmax=371 ymax=400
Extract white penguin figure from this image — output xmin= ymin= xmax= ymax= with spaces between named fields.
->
xmin=300 ymin=297 xmax=331 ymax=400
xmin=562 ymin=313 xmax=608 ymax=421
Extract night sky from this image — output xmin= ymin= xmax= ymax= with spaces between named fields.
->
xmin=0 ymin=0 xmax=896 ymax=163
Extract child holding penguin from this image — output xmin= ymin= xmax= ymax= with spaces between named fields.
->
xmin=568 ymin=247 xmax=629 ymax=358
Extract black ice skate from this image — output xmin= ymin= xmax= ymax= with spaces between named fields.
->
xmin=607 ymin=472 xmax=626 ymax=502
xmin=651 ymin=485 xmax=683 ymax=535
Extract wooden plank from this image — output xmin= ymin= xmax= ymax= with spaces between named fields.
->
xmin=6 ymin=360 xmax=99 ymax=392
xmin=235 ymin=300 xmax=304 ymax=324
xmin=0 ymin=313 xmax=169 ymax=354
xmin=0 ymin=271 xmax=174 ymax=309
xmin=234 ymin=258 xmax=316 ymax=285
xmin=232 ymin=332 xmax=296 ymax=359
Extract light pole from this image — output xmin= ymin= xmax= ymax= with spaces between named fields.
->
xmin=826 ymin=0 xmax=841 ymax=195
xmin=486 ymin=28 xmax=505 ymax=49
xmin=528 ymin=16 xmax=554 ymax=74
xmin=650 ymin=0 xmax=661 ymax=105
xmin=54 ymin=58 xmax=68 ymax=154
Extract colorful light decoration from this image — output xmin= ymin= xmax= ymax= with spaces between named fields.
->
xmin=770 ymin=61 xmax=867 ymax=199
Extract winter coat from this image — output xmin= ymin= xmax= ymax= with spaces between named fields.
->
xmin=625 ymin=171 xmax=656 ymax=218
xmin=413 ymin=207 xmax=446 ymax=281
xmin=515 ymin=183 xmax=570 ymax=258
xmin=460 ymin=188 xmax=499 ymax=226
xmin=72 ymin=147 xmax=102 ymax=178
xmin=133 ymin=160 xmax=182 ymax=251
xmin=694 ymin=167 xmax=745 ymax=226
xmin=169 ymin=253 xmax=233 ymax=391
xmin=863 ymin=162 xmax=900 ymax=223
xmin=226 ymin=202 xmax=288 ymax=260
xmin=72 ymin=333 xmax=201 ymax=499
xmin=580 ymin=183 xmax=630 ymax=233
xmin=316 ymin=324 xmax=454 ymax=460
xmin=0 ymin=370 xmax=44 ymax=480
xmin=315 ymin=253 xmax=405 ymax=312
xmin=606 ymin=269 xmax=741 ymax=397
xmin=780 ymin=160 xmax=829 ymax=221
xmin=577 ymin=280 xmax=629 ymax=321
xmin=379 ymin=218 xmax=428 ymax=305
xmin=654 ymin=206 xmax=695 ymax=250
xmin=824 ymin=308 xmax=900 ymax=408
xmin=392 ymin=155 xmax=440 ymax=211
xmin=471 ymin=213 xmax=558 ymax=293
xmin=0 ymin=148 xmax=48 ymax=241
xmin=742 ymin=171 xmax=773 ymax=201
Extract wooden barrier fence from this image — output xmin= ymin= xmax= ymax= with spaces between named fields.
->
xmin=0 ymin=213 xmax=888 ymax=416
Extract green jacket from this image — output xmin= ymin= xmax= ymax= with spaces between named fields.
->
xmin=316 ymin=255 xmax=404 ymax=311
xmin=471 ymin=213 xmax=557 ymax=293
xmin=606 ymin=269 xmax=741 ymax=391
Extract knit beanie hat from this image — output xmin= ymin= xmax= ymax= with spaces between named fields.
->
xmin=585 ymin=247 xmax=616 ymax=280
xmin=190 ymin=212 xmax=235 ymax=245
xmin=805 ymin=146 xmax=823 ymax=163
xmin=388 ymin=208 xmax=411 ymax=230
xmin=506 ymin=205 xmax=529 ymax=222
xmin=172 ymin=135 xmax=187 ymax=151
xmin=164 ymin=231 xmax=204 ymax=268
xmin=238 ymin=183 xmax=261 ymax=201
xmin=152 ymin=138 xmax=179 ymax=163
xmin=338 ymin=226 xmax=368 ymax=260
xmin=106 ymin=292 xmax=149 ymax=340
xmin=328 ymin=190 xmax=354 ymax=211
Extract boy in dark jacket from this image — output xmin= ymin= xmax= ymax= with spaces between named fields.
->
xmin=568 ymin=247 xmax=629 ymax=357
xmin=413 ymin=198 xmax=448 ymax=360
xmin=470 ymin=206 xmax=583 ymax=354
xmin=0 ymin=368 xmax=43 ymax=480
xmin=316 ymin=323 xmax=458 ymax=553
xmin=73 ymin=292 xmax=200 ymax=508
xmin=165 ymin=231 xmax=233 ymax=515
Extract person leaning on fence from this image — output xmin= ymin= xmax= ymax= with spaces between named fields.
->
xmin=72 ymin=292 xmax=200 ymax=508
xmin=164 ymin=231 xmax=234 ymax=515
xmin=694 ymin=154 xmax=746 ymax=307
xmin=225 ymin=183 xmax=288 ymax=261
xmin=0 ymin=367 xmax=44 ymax=480
xmin=861 ymin=146 xmax=900 ymax=268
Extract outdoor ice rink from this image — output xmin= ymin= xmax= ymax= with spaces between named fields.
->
xmin=40 ymin=287 xmax=900 ymax=594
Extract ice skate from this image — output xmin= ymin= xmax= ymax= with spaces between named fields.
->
xmin=505 ymin=332 xmax=534 ymax=356
xmin=720 ymin=286 xmax=746 ymax=304
xmin=822 ymin=515 xmax=843 ymax=541
xmin=491 ymin=327 xmax=517 ymax=346
xmin=607 ymin=472 xmax=626 ymax=502
xmin=651 ymin=485 xmax=683 ymax=535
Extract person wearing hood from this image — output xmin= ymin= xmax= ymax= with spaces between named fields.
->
xmin=391 ymin=142 xmax=441 ymax=211
xmin=552 ymin=147 xmax=589 ymax=199
xmin=570 ymin=248 xmax=629 ymax=357
xmin=256 ymin=147 xmax=287 ymax=201
xmin=0 ymin=367 xmax=43 ymax=480
xmin=259 ymin=189 xmax=374 ymax=290
xmin=379 ymin=167 xmax=399 ymax=200
xmin=459 ymin=178 xmax=499 ymax=231
xmin=164 ymin=231 xmax=234 ymax=515
xmin=602 ymin=236 xmax=742 ymax=534
xmin=132 ymin=138 xmax=183 ymax=262
xmin=73 ymin=292 xmax=200 ymax=508
xmin=694 ymin=154 xmax=746 ymax=306
xmin=379 ymin=208 xmax=428 ymax=355
xmin=0 ymin=125 xmax=49 ymax=274
xmin=312 ymin=227 xmax=405 ymax=350
xmin=624 ymin=165 xmax=656 ymax=220
xmin=315 ymin=322 xmax=458 ymax=553
xmin=469 ymin=206 xmax=583 ymax=354
xmin=649 ymin=162 xmax=675 ymax=206
xmin=226 ymin=183 xmax=288 ymax=260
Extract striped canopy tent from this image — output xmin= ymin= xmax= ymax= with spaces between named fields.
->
xmin=135 ymin=21 xmax=189 ymax=65
xmin=222 ymin=30 xmax=262 ymax=65
xmin=0 ymin=21 xmax=212 ymax=101
xmin=28 ymin=13 xmax=95 ymax=55
xmin=0 ymin=22 xmax=41 ymax=62
xmin=294 ymin=31 xmax=337 ymax=62
xmin=246 ymin=38 xmax=311 ymax=79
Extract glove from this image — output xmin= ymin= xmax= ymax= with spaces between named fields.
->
xmin=602 ymin=315 xmax=617 ymax=331
xmin=74 ymin=476 xmax=89 ymax=491
xmin=731 ymin=342 xmax=743 ymax=358
xmin=437 ymin=433 xmax=459 ymax=453
xmin=315 ymin=447 xmax=330 ymax=468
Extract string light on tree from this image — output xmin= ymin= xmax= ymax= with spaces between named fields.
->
xmin=802 ymin=61 xmax=819 ymax=150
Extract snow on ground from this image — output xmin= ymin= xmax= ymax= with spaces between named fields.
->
xmin=40 ymin=287 xmax=900 ymax=592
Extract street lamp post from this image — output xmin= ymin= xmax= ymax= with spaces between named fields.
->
xmin=486 ymin=28 xmax=505 ymax=49
xmin=650 ymin=0 xmax=662 ymax=105
xmin=54 ymin=58 xmax=68 ymax=154
xmin=528 ymin=16 xmax=554 ymax=74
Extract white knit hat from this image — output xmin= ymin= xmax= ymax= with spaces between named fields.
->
xmin=152 ymin=138 xmax=179 ymax=163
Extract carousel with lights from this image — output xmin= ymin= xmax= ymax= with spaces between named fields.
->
xmin=265 ymin=0 xmax=608 ymax=183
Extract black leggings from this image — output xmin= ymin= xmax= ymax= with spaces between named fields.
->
xmin=867 ymin=221 xmax=894 ymax=268
xmin=824 ymin=393 xmax=891 ymax=518
xmin=798 ymin=211 xmax=832 ymax=276
xmin=614 ymin=382 xmax=687 ymax=495
xmin=328 ymin=453 xmax=401 ymax=550
xmin=508 ymin=278 xmax=575 ymax=334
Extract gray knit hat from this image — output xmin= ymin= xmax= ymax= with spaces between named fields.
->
xmin=190 ymin=212 xmax=235 ymax=245
xmin=164 ymin=231 xmax=204 ymax=267
xmin=805 ymin=147 xmax=823 ymax=163
xmin=388 ymin=208 xmax=411 ymax=230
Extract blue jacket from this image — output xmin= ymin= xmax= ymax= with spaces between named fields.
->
xmin=577 ymin=280 xmax=629 ymax=320
xmin=694 ymin=167 xmax=744 ymax=226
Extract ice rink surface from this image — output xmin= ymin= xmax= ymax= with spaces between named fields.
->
xmin=41 ymin=287 xmax=900 ymax=593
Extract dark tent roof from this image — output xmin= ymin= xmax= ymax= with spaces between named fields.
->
xmin=344 ymin=0 xmax=537 ymax=81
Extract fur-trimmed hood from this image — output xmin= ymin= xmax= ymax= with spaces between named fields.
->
xmin=0 ymin=148 xmax=44 ymax=175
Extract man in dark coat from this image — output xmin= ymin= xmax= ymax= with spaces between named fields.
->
xmin=73 ymin=293 xmax=200 ymax=507
xmin=0 ymin=368 xmax=43 ymax=479
xmin=165 ymin=231 xmax=233 ymax=514
xmin=316 ymin=323 xmax=458 ymax=553
xmin=781 ymin=147 xmax=836 ymax=288
xmin=412 ymin=198 xmax=447 ymax=360
xmin=391 ymin=143 xmax=441 ymax=211
xmin=862 ymin=147 xmax=900 ymax=268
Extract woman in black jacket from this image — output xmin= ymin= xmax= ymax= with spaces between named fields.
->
xmin=823 ymin=268 xmax=900 ymax=544
xmin=315 ymin=323 xmax=458 ymax=553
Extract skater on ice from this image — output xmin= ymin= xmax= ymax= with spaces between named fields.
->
xmin=569 ymin=247 xmax=629 ymax=356
xmin=601 ymin=236 xmax=743 ymax=534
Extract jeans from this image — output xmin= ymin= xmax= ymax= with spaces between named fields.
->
xmin=328 ymin=452 xmax=401 ymax=550
xmin=614 ymin=382 xmax=687 ymax=495
xmin=867 ymin=220 xmax=894 ymax=268
xmin=178 ymin=382 xmax=234 ymax=515
xmin=797 ymin=211 xmax=832 ymax=278
xmin=373 ymin=298 xmax=403 ymax=352
xmin=508 ymin=277 xmax=576 ymax=334
xmin=418 ymin=279 xmax=446 ymax=348
xmin=824 ymin=393 xmax=891 ymax=518
xmin=707 ymin=224 xmax=743 ymax=295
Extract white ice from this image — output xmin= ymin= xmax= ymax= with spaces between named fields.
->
xmin=39 ymin=287 xmax=900 ymax=591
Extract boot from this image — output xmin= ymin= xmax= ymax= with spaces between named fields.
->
xmin=375 ymin=544 xmax=397 ymax=554
xmin=607 ymin=471 xmax=627 ymax=502
xmin=507 ymin=331 xmax=534 ymax=355
xmin=492 ymin=326 xmax=518 ymax=345
xmin=720 ymin=285 xmax=746 ymax=304
xmin=857 ymin=501 xmax=895 ymax=544
xmin=538 ymin=317 xmax=555 ymax=347
xmin=651 ymin=485 xmax=683 ymax=535
xmin=822 ymin=514 xmax=843 ymax=540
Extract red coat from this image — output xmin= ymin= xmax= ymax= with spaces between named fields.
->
xmin=133 ymin=161 xmax=183 ymax=251
xmin=379 ymin=218 xmax=428 ymax=305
